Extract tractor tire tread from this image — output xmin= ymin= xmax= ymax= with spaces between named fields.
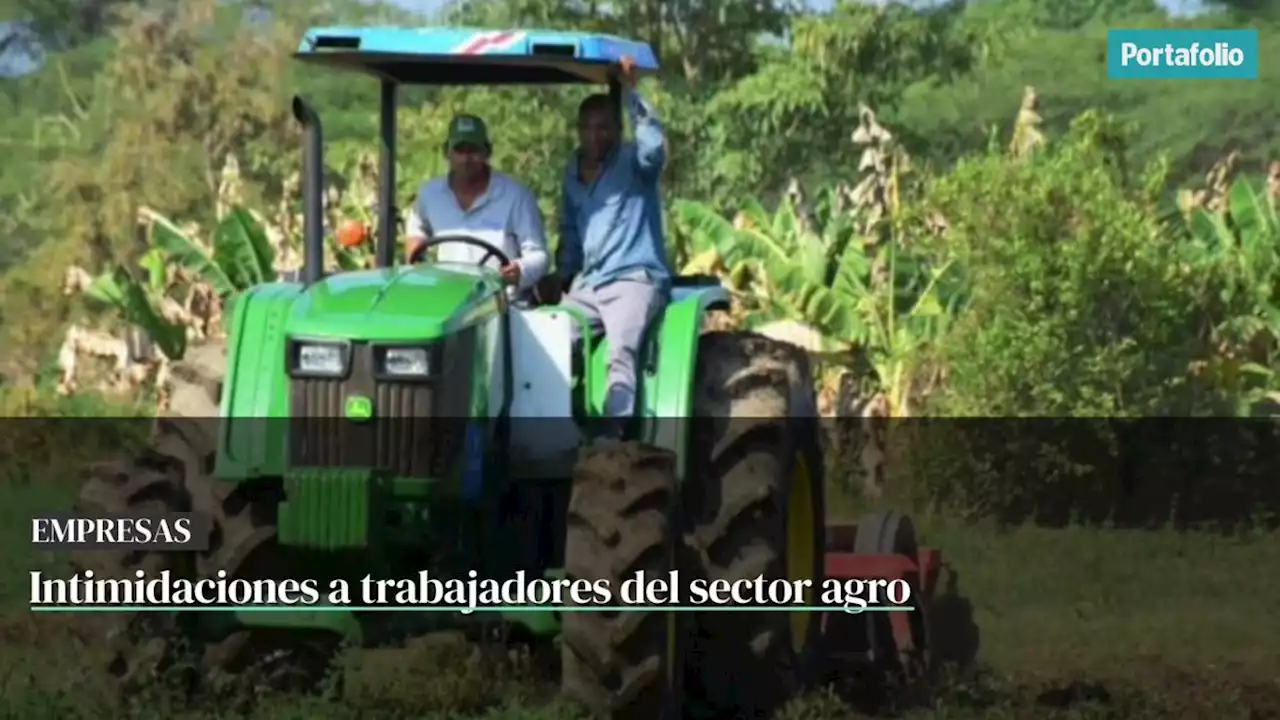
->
xmin=684 ymin=331 xmax=825 ymax=716
xmin=70 ymin=419 xmax=337 ymax=709
xmin=562 ymin=442 xmax=678 ymax=719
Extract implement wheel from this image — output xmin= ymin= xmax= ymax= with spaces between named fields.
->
xmin=853 ymin=510 xmax=932 ymax=692
xmin=683 ymin=331 xmax=827 ymax=716
xmin=70 ymin=418 xmax=340 ymax=709
xmin=561 ymin=442 xmax=683 ymax=719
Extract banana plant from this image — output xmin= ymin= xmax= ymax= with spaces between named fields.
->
xmin=831 ymin=240 xmax=958 ymax=415
xmin=669 ymin=199 xmax=775 ymax=320
xmin=78 ymin=205 xmax=279 ymax=361
xmin=724 ymin=191 xmax=866 ymax=345
xmin=674 ymin=190 xmax=875 ymax=349
xmin=82 ymin=266 xmax=187 ymax=360
xmin=148 ymin=207 xmax=277 ymax=295
xmin=674 ymin=191 xmax=959 ymax=414
xmin=1180 ymin=175 xmax=1280 ymax=413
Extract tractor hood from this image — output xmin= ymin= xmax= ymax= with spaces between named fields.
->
xmin=286 ymin=263 xmax=504 ymax=340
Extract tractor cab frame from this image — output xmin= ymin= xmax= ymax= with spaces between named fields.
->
xmin=291 ymin=27 xmax=659 ymax=281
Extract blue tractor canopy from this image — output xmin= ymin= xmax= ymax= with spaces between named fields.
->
xmin=293 ymin=26 xmax=659 ymax=85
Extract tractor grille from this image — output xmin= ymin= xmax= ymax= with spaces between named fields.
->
xmin=288 ymin=330 xmax=475 ymax=477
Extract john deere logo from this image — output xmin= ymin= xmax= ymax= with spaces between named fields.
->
xmin=344 ymin=395 xmax=373 ymax=421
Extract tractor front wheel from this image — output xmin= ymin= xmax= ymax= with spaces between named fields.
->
xmin=683 ymin=331 xmax=828 ymax=716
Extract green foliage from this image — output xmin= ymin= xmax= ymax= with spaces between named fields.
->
xmin=83 ymin=265 xmax=187 ymax=359
xmin=151 ymin=205 xmax=278 ymax=297
xmin=77 ymin=206 xmax=275 ymax=360
xmin=1178 ymin=175 xmax=1280 ymax=413
xmin=704 ymin=2 xmax=979 ymax=207
xmin=674 ymin=190 xmax=957 ymax=414
xmin=674 ymin=193 xmax=870 ymax=342
xmin=887 ymin=115 xmax=1280 ymax=522
xmin=3 ymin=0 xmax=1280 ymax=525
xmin=211 ymin=209 xmax=278 ymax=290
xmin=918 ymin=112 xmax=1206 ymax=417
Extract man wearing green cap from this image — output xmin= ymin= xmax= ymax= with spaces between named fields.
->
xmin=405 ymin=114 xmax=548 ymax=298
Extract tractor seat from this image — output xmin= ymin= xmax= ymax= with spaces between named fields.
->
xmin=671 ymin=273 xmax=721 ymax=287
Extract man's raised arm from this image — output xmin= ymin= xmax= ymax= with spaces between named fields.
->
xmin=626 ymin=89 xmax=666 ymax=179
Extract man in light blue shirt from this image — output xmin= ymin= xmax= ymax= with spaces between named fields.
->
xmin=405 ymin=114 xmax=548 ymax=299
xmin=536 ymin=56 xmax=672 ymax=429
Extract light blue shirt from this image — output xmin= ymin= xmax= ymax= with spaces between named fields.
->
xmin=408 ymin=170 xmax=549 ymax=292
xmin=557 ymin=90 xmax=671 ymax=290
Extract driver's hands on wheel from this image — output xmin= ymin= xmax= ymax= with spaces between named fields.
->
xmin=405 ymin=235 xmax=522 ymax=288
xmin=406 ymin=238 xmax=428 ymax=263
xmin=499 ymin=262 xmax=521 ymax=286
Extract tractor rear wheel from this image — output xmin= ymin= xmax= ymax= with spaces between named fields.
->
xmin=70 ymin=418 xmax=339 ymax=708
xmin=683 ymin=331 xmax=827 ymax=716
xmin=561 ymin=442 xmax=683 ymax=719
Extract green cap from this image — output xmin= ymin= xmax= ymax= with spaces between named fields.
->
xmin=446 ymin=114 xmax=490 ymax=152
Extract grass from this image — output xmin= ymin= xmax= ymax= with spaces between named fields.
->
xmin=0 ymin=455 xmax=1276 ymax=718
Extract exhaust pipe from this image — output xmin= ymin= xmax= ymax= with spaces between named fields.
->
xmin=292 ymin=95 xmax=325 ymax=285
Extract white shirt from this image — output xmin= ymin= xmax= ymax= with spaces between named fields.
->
xmin=405 ymin=171 xmax=549 ymax=293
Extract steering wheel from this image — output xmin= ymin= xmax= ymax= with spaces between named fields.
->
xmin=406 ymin=233 xmax=512 ymax=267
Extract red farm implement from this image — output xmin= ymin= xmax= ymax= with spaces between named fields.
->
xmin=818 ymin=510 xmax=944 ymax=700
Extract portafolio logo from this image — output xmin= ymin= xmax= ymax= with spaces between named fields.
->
xmin=1107 ymin=29 xmax=1258 ymax=79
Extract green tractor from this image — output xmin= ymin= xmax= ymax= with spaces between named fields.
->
xmin=72 ymin=25 xmax=940 ymax=720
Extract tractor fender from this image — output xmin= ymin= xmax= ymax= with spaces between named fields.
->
xmin=636 ymin=283 xmax=730 ymax=474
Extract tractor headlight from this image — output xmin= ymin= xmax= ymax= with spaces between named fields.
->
xmin=300 ymin=345 xmax=344 ymax=374
xmin=287 ymin=339 xmax=350 ymax=378
xmin=379 ymin=347 xmax=430 ymax=377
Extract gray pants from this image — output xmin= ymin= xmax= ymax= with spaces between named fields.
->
xmin=560 ymin=276 xmax=668 ymax=419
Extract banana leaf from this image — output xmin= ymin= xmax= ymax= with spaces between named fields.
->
xmin=85 ymin=267 xmax=187 ymax=360
xmin=139 ymin=247 xmax=169 ymax=293
xmin=213 ymin=208 xmax=277 ymax=290
xmin=1226 ymin=176 xmax=1278 ymax=245
xmin=149 ymin=212 xmax=235 ymax=295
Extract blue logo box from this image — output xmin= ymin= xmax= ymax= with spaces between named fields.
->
xmin=1107 ymin=29 xmax=1258 ymax=79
